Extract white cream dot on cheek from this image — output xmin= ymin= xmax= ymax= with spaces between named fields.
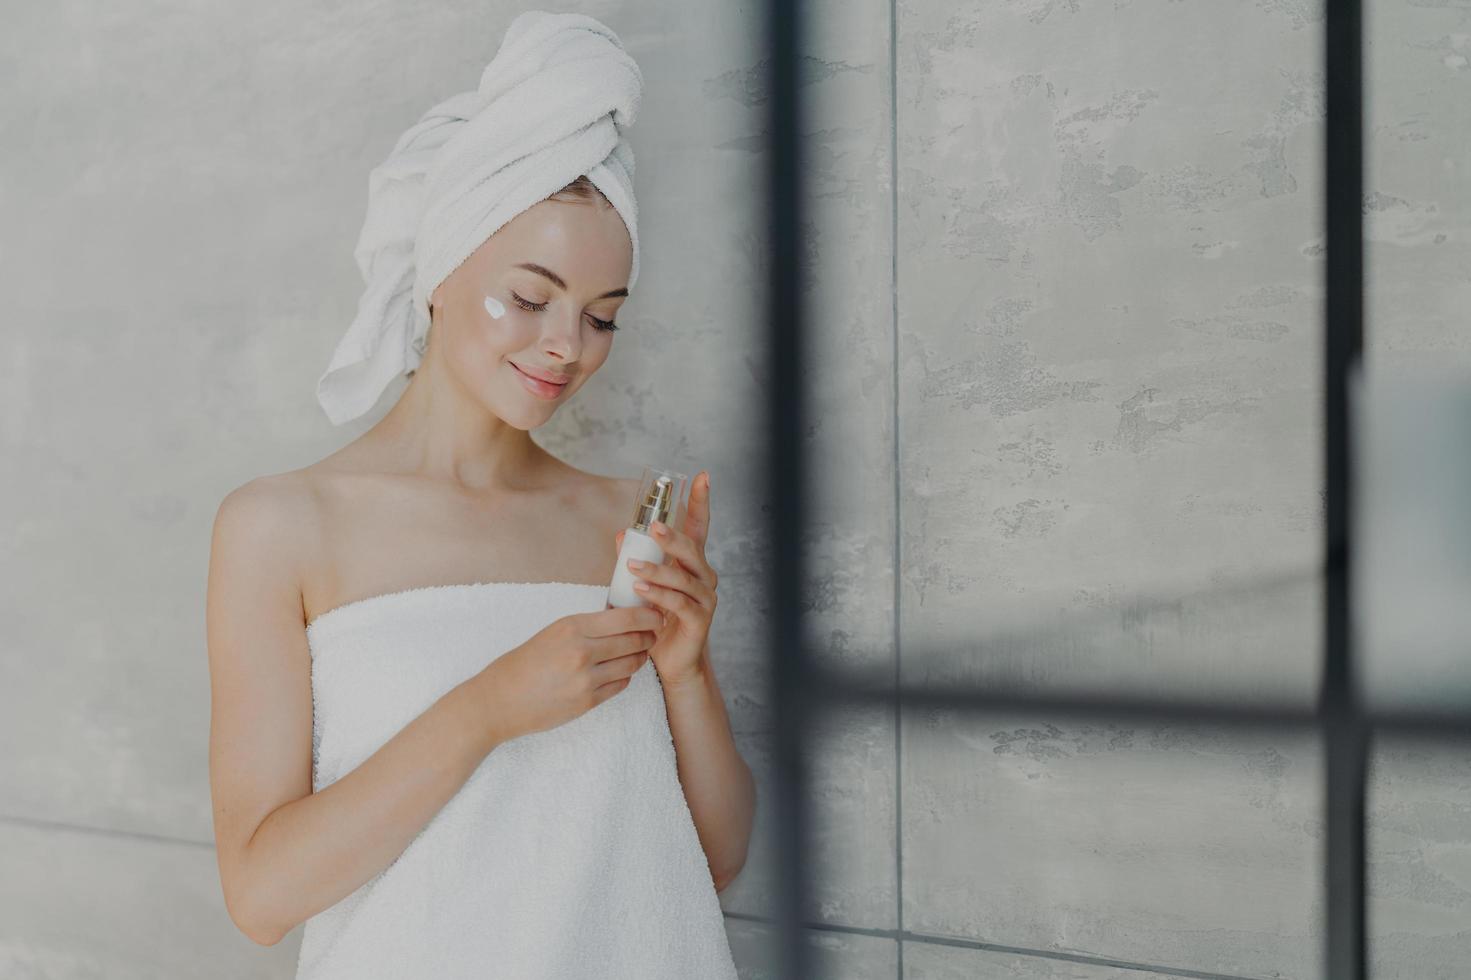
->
xmin=483 ymin=295 xmax=507 ymax=319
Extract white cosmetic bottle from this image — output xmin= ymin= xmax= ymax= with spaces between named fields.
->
xmin=607 ymin=466 xmax=689 ymax=608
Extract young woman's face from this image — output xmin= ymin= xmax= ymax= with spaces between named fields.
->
xmin=427 ymin=196 xmax=632 ymax=428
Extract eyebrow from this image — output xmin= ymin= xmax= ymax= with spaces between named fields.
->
xmin=513 ymin=262 xmax=628 ymax=300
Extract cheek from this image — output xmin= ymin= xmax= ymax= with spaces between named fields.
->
xmin=468 ymin=301 xmax=536 ymax=354
xmin=444 ymin=309 xmax=526 ymax=380
xmin=587 ymin=333 xmax=615 ymax=367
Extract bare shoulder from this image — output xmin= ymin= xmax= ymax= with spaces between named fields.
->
xmin=210 ymin=469 xmax=326 ymax=613
xmin=215 ymin=469 xmax=321 ymax=549
xmin=216 ymin=470 xmax=311 ymax=525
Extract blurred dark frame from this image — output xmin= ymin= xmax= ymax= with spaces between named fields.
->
xmin=758 ymin=1 xmax=1467 ymax=978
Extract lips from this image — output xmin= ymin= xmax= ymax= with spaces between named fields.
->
xmin=511 ymin=361 xmax=570 ymax=399
xmin=511 ymin=362 xmax=571 ymax=385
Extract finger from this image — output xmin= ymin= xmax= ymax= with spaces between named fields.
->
xmin=628 ymin=577 xmax=700 ymax=618
xmin=592 ymin=651 xmax=647 ymax=690
xmin=681 ymin=470 xmax=712 ymax=547
xmin=592 ymin=656 xmax=645 ymax=698
xmin=615 ymin=528 xmax=625 ymax=549
xmin=648 ymin=519 xmax=716 ymax=588
xmin=586 ymin=604 xmax=665 ymax=637
xmin=588 ymin=630 xmax=655 ymax=666
xmin=628 ymin=556 xmax=715 ymax=607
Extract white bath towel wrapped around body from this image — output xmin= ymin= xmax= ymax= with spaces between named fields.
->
xmin=294 ymin=581 xmax=739 ymax=979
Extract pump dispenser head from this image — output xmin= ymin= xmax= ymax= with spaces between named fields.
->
xmin=631 ymin=466 xmax=689 ymax=532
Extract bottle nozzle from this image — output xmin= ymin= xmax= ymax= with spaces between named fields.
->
xmin=633 ymin=474 xmax=675 ymax=530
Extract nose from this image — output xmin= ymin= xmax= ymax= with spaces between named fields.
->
xmin=539 ymin=309 xmax=583 ymax=365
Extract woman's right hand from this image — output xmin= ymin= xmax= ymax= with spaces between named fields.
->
xmin=480 ymin=604 xmax=665 ymax=738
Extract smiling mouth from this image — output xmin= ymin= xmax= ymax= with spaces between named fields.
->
xmin=511 ymin=362 xmax=570 ymax=398
xmin=512 ymin=362 xmax=571 ymax=384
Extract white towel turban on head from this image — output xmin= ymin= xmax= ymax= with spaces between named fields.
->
xmin=315 ymin=10 xmax=643 ymax=426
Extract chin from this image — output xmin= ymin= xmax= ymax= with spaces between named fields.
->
xmin=500 ymin=395 xmax=562 ymax=431
xmin=496 ymin=404 xmax=544 ymax=431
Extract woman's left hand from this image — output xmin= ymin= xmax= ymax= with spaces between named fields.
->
xmin=617 ymin=469 xmax=717 ymax=689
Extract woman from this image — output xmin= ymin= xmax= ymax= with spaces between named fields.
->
xmin=205 ymin=12 xmax=753 ymax=979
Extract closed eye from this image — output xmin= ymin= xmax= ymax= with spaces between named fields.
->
xmin=511 ymin=291 xmax=619 ymax=333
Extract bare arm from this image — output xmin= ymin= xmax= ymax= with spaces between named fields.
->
xmin=660 ymin=643 xmax=756 ymax=893
xmin=207 ymin=479 xmax=512 ymax=945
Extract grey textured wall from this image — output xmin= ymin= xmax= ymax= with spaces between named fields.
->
xmin=2 ymin=1 xmax=1468 ymax=978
